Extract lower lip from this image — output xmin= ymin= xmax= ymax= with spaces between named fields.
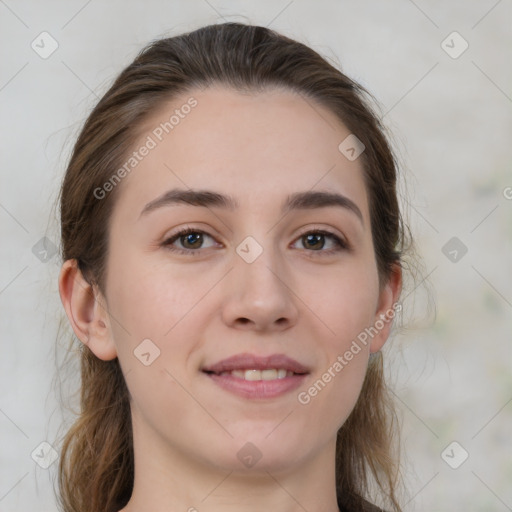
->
xmin=204 ymin=372 xmax=308 ymax=399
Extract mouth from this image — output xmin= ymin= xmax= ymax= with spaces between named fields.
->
xmin=206 ymin=368 xmax=298 ymax=381
xmin=201 ymin=353 xmax=310 ymax=399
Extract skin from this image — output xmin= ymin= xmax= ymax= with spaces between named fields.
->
xmin=59 ymin=86 xmax=401 ymax=512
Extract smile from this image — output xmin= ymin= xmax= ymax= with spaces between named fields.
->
xmin=201 ymin=352 xmax=310 ymax=399
xmin=216 ymin=369 xmax=295 ymax=380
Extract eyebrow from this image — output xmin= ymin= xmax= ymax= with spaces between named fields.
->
xmin=139 ymin=188 xmax=364 ymax=224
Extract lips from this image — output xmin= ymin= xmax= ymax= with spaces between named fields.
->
xmin=202 ymin=353 xmax=310 ymax=375
xmin=202 ymin=353 xmax=310 ymax=399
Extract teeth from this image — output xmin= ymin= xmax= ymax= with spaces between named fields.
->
xmin=277 ymin=369 xmax=287 ymax=379
xmin=218 ymin=369 xmax=294 ymax=380
xmin=246 ymin=369 xmax=263 ymax=381
xmin=261 ymin=369 xmax=278 ymax=380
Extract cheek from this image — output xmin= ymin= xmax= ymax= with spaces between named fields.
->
xmin=297 ymin=317 xmax=371 ymax=434
xmin=122 ymin=359 xmax=187 ymax=420
xmin=106 ymin=251 xmax=217 ymax=343
xmin=304 ymin=258 xmax=380 ymax=343
xmin=105 ymin=255 xmax=219 ymax=406
xmin=296 ymin=259 xmax=378 ymax=420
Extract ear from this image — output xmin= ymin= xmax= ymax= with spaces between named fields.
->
xmin=369 ymin=263 xmax=403 ymax=354
xmin=58 ymin=259 xmax=117 ymax=361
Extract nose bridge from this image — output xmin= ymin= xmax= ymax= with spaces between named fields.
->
xmin=222 ymin=231 xmax=298 ymax=330
xmin=234 ymin=233 xmax=286 ymax=296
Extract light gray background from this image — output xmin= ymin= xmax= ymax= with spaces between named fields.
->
xmin=1 ymin=1 xmax=511 ymax=511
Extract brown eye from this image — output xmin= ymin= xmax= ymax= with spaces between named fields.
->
xmin=293 ymin=230 xmax=348 ymax=254
xmin=302 ymin=233 xmax=325 ymax=250
xmin=162 ymin=228 xmax=217 ymax=255
xmin=180 ymin=232 xmax=203 ymax=249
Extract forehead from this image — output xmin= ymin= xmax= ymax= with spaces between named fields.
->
xmin=113 ymin=85 xmax=369 ymax=222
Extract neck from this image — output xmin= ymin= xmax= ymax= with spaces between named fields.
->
xmin=119 ymin=417 xmax=340 ymax=512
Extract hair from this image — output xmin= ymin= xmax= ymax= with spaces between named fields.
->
xmin=57 ymin=22 xmax=408 ymax=512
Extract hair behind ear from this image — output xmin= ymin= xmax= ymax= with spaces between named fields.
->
xmin=58 ymin=350 xmax=133 ymax=512
xmin=336 ymin=353 xmax=401 ymax=512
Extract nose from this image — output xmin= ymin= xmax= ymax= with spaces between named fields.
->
xmin=221 ymin=245 xmax=299 ymax=332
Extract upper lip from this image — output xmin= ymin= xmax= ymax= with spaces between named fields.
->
xmin=202 ymin=353 xmax=310 ymax=374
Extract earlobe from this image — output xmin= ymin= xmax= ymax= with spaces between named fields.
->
xmin=58 ymin=259 xmax=118 ymax=361
xmin=369 ymin=263 xmax=403 ymax=354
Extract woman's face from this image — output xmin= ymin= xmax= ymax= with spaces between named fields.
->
xmin=97 ymin=86 xmax=399 ymax=473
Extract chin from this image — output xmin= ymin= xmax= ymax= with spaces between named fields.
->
xmin=204 ymin=428 xmax=310 ymax=474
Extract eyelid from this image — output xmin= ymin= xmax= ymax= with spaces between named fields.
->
xmin=162 ymin=226 xmax=221 ymax=255
xmin=291 ymin=225 xmax=350 ymax=254
xmin=294 ymin=224 xmax=349 ymax=246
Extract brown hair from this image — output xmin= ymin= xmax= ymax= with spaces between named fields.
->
xmin=58 ymin=22 xmax=407 ymax=512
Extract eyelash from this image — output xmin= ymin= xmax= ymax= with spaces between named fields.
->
xmin=161 ymin=226 xmax=349 ymax=257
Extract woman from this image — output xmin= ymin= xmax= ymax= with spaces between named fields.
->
xmin=57 ymin=22 xmax=407 ymax=512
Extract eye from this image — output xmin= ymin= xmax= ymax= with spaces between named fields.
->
xmin=291 ymin=229 xmax=349 ymax=255
xmin=162 ymin=227 xmax=349 ymax=256
xmin=162 ymin=228 xmax=218 ymax=255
